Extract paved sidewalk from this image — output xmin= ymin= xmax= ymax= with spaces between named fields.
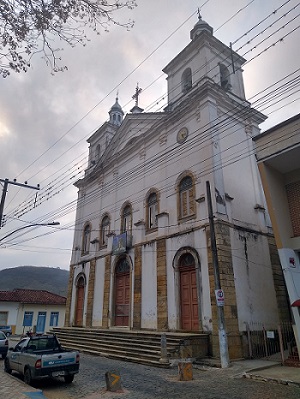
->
xmin=240 ymin=360 xmax=300 ymax=386
xmin=0 ymin=357 xmax=299 ymax=399
xmin=0 ymin=360 xmax=47 ymax=399
xmin=195 ymin=358 xmax=300 ymax=386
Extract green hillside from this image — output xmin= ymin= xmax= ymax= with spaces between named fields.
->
xmin=0 ymin=266 xmax=69 ymax=296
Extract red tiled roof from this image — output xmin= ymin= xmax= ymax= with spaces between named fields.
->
xmin=0 ymin=289 xmax=66 ymax=305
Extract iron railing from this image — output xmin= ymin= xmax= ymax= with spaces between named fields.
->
xmin=244 ymin=321 xmax=299 ymax=364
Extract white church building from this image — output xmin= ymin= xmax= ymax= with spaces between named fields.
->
xmin=65 ymin=16 xmax=290 ymax=360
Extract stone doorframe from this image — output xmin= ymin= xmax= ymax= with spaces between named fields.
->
xmin=109 ymin=254 xmax=134 ymax=328
xmin=172 ymin=246 xmax=203 ymax=331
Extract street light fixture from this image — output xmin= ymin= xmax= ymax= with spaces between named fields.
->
xmin=0 ymin=222 xmax=60 ymax=243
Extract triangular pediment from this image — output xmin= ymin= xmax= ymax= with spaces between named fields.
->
xmin=101 ymin=111 xmax=165 ymax=163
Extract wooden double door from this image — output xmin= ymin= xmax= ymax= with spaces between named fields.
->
xmin=179 ymin=255 xmax=199 ymax=331
xmin=114 ymin=259 xmax=130 ymax=326
xmin=75 ymin=276 xmax=85 ymax=326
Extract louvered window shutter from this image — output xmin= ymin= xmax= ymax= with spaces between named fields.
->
xmin=189 ymin=188 xmax=195 ymax=214
xmin=181 ymin=191 xmax=188 ymax=217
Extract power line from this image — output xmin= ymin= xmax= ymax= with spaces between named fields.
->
xmin=6 ymin=3 xmax=299 ymax=218
xmin=1 ymin=3 xmax=298 ymax=250
xmin=11 ymin=0 xmax=295 ymax=187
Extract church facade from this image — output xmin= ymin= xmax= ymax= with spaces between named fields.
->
xmin=65 ymin=17 xmax=289 ymax=359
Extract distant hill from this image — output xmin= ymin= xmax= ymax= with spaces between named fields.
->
xmin=0 ymin=266 xmax=69 ymax=297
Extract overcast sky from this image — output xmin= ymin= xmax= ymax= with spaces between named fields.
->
xmin=0 ymin=0 xmax=299 ymax=271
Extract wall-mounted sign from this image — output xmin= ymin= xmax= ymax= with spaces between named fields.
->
xmin=112 ymin=232 xmax=127 ymax=255
xmin=266 ymin=331 xmax=275 ymax=339
xmin=215 ymin=289 xmax=225 ymax=307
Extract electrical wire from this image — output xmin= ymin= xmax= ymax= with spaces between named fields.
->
xmin=1 ymin=0 xmax=298 ymax=256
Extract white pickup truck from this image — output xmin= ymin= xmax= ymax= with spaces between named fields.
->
xmin=4 ymin=334 xmax=79 ymax=385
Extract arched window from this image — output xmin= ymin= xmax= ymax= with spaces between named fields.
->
xmin=219 ymin=64 xmax=231 ymax=91
xmin=100 ymin=215 xmax=110 ymax=246
xmin=146 ymin=191 xmax=158 ymax=231
xmin=178 ymin=175 xmax=195 ymax=220
xmin=121 ymin=204 xmax=132 ymax=234
xmin=181 ymin=68 xmax=192 ymax=93
xmin=95 ymin=144 xmax=101 ymax=162
xmin=82 ymin=223 xmax=91 ymax=255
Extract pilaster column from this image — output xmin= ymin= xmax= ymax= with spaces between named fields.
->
xmin=64 ymin=264 xmax=75 ymax=327
xmin=157 ymin=238 xmax=168 ymax=330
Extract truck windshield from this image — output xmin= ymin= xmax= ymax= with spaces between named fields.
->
xmin=30 ymin=337 xmax=59 ymax=351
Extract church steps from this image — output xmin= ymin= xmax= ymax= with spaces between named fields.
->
xmin=57 ymin=340 xmax=162 ymax=359
xmin=53 ymin=331 xmax=184 ymax=348
xmin=56 ymin=336 xmax=165 ymax=350
xmin=51 ymin=327 xmax=209 ymax=367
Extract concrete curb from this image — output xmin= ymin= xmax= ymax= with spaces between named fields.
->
xmin=243 ymin=372 xmax=300 ymax=387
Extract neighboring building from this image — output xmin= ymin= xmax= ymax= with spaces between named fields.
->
xmin=66 ymin=16 xmax=290 ymax=360
xmin=0 ymin=289 xmax=66 ymax=335
xmin=253 ymin=113 xmax=300 ymax=354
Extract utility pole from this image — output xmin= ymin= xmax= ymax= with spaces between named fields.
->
xmin=206 ymin=180 xmax=229 ymax=368
xmin=0 ymin=178 xmax=40 ymax=228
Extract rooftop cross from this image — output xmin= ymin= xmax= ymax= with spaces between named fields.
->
xmin=132 ymin=83 xmax=142 ymax=107
xmin=197 ymin=7 xmax=201 ymax=20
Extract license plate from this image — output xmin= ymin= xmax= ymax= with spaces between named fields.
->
xmin=52 ymin=371 xmax=65 ymax=377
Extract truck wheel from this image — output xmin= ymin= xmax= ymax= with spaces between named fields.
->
xmin=24 ymin=368 xmax=32 ymax=385
xmin=64 ymin=374 xmax=74 ymax=384
xmin=4 ymin=358 xmax=12 ymax=374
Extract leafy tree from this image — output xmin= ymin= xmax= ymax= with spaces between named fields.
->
xmin=0 ymin=0 xmax=137 ymax=77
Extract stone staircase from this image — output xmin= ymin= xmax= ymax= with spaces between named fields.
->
xmin=51 ymin=327 xmax=210 ymax=367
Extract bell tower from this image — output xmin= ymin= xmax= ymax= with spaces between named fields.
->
xmin=163 ymin=14 xmax=246 ymax=108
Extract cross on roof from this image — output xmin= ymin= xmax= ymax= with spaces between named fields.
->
xmin=197 ymin=7 xmax=202 ymax=20
xmin=132 ymin=83 xmax=142 ymax=107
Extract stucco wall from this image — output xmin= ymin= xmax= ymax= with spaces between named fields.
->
xmin=141 ymin=242 xmax=157 ymax=329
xmin=0 ymin=302 xmax=19 ymax=333
xmin=13 ymin=303 xmax=66 ymax=335
xmin=231 ymin=229 xmax=279 ymax=330
xmin=92 ymin=258 xmax=105 ymax=327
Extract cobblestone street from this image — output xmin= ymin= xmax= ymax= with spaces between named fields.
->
xmin=24 ymin=354 xmax=299 ymax=399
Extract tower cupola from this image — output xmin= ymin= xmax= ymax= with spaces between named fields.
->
xmin=109 ymin=96 xmax=124 ymax=126
xmin=190 ymin=12 xmax=213 ymax=40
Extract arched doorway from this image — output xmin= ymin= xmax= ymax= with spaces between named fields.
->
xmin=114 ymin=258 xmax=130 ymax=326
xmin=75 ymin=275 xmax=85 ymax=326
xmin=179 ymin=253 xmax=199 ymax=331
